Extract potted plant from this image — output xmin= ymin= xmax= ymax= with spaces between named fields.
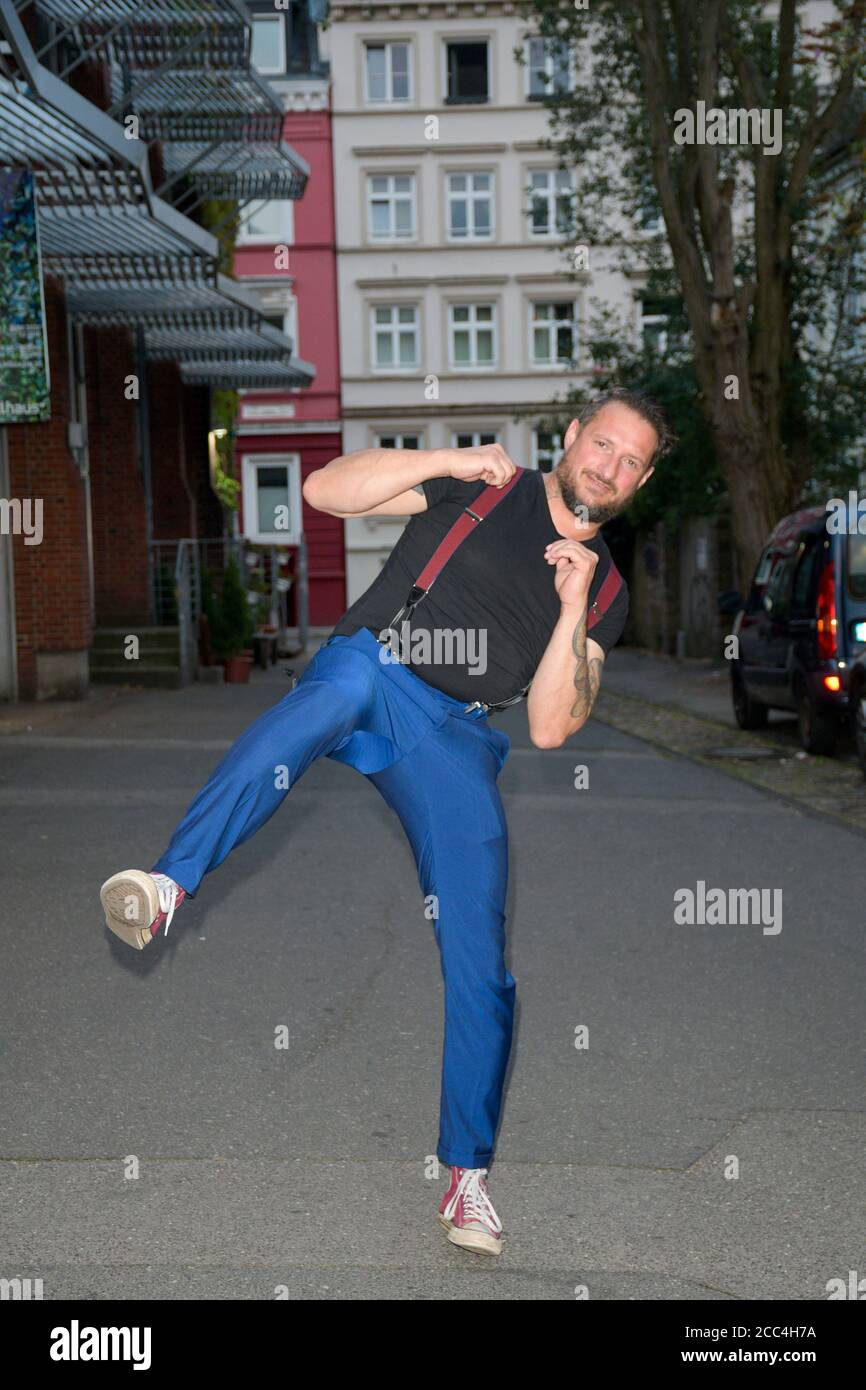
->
xmin=213 ymin=553 xmax=255 ymax=683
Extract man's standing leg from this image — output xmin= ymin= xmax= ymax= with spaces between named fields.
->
xmin=366 ymin=715 xmax=515 ymax=1253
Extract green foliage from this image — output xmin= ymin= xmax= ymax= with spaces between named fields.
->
xmin=525 ymin=0 xmax=866 ymax=507
xmin=200 ymin=199 xmax=240 ymax=277
xmin=209 ymin=555 xmax=255 ymax=659
xmin=200 ymin=566 xmax=225 ymax=658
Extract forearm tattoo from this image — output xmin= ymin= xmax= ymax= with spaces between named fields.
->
xmin=570 ymin=606 xmax=604 ymax=720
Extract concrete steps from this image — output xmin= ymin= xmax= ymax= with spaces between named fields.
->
xmin=89 ymin=627 xmax=185 ymax=688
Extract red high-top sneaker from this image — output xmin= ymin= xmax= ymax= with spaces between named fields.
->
xmin=438 ymin=1166 xmax=503 ymax=1256
xmin=100 ymin=870 xmax=186 ymax=950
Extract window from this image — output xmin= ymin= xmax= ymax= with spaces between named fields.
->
xmin=448 ymin=303 xmax=496 ymax=369
xmin=637 ymin=204 xmax=664 ymax=236
xmin=365 ymin=42 xmax=411 ymax=101
xmin=531 ymin=428 xmax=562 ymax=472
xmin=764 ymin=552 xmax=797 ymax=619
xmin=641 ymin=312 xmax=669 ymax=356
xmin=527 ymin=168 xmax=574 ymax=238
xmin=446 ymin=171 xmax=494 ymax=240
xmin=237 ymin=200 xmax=294 ymax=246
xmin=848 ymin=534 xmax=866 ymax=600
xmin=525 ymin=36 xmax=573 ymax=98
xmin=445 ymin=41 xmax=489 ymax=104
xmin=451 ymin=431 xmax=499 ymax=448
xmin=371 ymin=305 xmax=420 ymax=370
xmin=530 ymin=301 xmax=578 ymax=366
xmin=259 ymin=297 xmax=298 ymax=351
xmin=242 ymin=454 xmax=302 ymax=544
xmin=791 ymin=539 xmax=819 ymax=615
xmin=367 ymin=174 xmax=416 ymax=240
xmin=251 ymin=15 xmax=286 ymax=74
xmin=375 ymin=433 xmax=422 ymax=449
xmin=640 ymin=297 xmax=688 ymax=356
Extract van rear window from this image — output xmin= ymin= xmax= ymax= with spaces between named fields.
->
xmin=849 ymin=535 xmax=866 ymax=603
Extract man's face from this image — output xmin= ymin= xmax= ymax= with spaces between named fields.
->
xmin=555 ymin=404 xmax=657 ymax=524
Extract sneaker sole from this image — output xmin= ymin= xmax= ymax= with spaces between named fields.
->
xmin=99 ymin=870 xmax=161 ymax=951
xmin=437 ymin=1212 xmax=503 ymax=1257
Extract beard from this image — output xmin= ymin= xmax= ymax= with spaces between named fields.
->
xmin=555 ymin=463 xmax=626 ymax=525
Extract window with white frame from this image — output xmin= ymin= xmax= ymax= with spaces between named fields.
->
xmin=637 ymin=203 xmax=664 ymax=236
xmin=237 ymin=200 xmax=294 ymax=245
xmin=531 ymin=428 xmax=562 ymax=472
xmin=250 ymin=14 xmax=286 ymax=74
xmin=367 ymin=173 xmax=416 ymax=240
xmin=260 ymin=296 xmax=298 ymax=350
xmin=242 ymin=454 xmax=302 ymax=544
xmin=525 ymin=36 xmax=573 ymax=98
xmin=449 ymin=303 xmax=497 ymax=369
xmin=446 ymin=171 xmax=494 ymax=240
xmin=530 ymin=301 xmax=578 ymax=366
xmin=375 ymin=433 xmax=423 ymax=449
xmin=365 ymin=42 xmax=412 ymax=101
xmin=371 ymin=304 xmax=420 ymax=370
xmin=451 ymin=431 xmax=499 ymax=448
xmin=527 ymin=168 xmax=575 ymax=238
xmin=639 ymin=298 xmax=686 ymax=356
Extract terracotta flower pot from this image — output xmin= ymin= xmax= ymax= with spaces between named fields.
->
xmin=223 ymin=655 xmax=251 ymax=684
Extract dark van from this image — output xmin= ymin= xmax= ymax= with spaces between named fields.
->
xmin=730 ymin=504 xmax=866 ymax=755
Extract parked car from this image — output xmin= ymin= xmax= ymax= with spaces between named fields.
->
xmin=848 ymin=647 xmax=866 ymax=778
xmin=729 ymin=505 xmax=866 ymax=755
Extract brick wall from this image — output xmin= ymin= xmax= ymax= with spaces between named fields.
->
xmin=6 ymin=278 xmax=91 ymax=698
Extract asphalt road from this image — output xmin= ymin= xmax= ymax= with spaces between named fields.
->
xmin=1 ymin=651 xmax=864 ymax=1300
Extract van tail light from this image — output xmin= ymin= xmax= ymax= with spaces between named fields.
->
xmin=816 ymin=561 xmax=837 ymax=659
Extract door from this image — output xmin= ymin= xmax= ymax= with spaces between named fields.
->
xmin=758 ymin=546 xmax=800 ymax=705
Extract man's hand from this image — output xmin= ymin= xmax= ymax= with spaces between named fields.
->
xmin=544 ymin=538 xmax=599 ymax=610
xmin=448 ymin=442 xmax=518 ymax=488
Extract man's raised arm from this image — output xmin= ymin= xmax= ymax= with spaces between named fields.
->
xmin=302 ymin=448 xmax=453 ymax=518
xmin=303 ymin=443 xmax=519 ymax=518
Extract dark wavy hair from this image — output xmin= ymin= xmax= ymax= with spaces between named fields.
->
xmin=575 ymin=388 xmax=678 ymax=467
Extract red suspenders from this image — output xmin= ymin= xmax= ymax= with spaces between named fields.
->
xmin=378 ymin=466 xmax=625 ymax=712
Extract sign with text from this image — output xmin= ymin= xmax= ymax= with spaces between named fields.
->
xmin=0 ymin=171 xmax=51 ymax=423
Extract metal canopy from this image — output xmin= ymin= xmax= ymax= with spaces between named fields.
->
xmin=23 ymin=0 xmax=251 ymax=71
xmin=63 ymin=261 xmax=317 ymax=388
xmin=65 ymin=261 xmax=261 ymax=320
xmin=160 ymin=139 xmax=308 ymax=203
xmin=18 ymin=0 xmax=310 ymax=203
xmin=178 ymin=359 xmax=315 ymax=388
xmin=0 ymin=5 xmax=219 ymax=263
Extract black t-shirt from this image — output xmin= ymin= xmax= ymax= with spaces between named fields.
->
xmin=330 ymin=467 xmax=629 ymax=706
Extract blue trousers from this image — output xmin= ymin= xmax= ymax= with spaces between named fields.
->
xmin=152 ymin=625 xmax=515 ymax=1168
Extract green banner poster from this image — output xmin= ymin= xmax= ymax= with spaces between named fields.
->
xmin=0 ymin=170 xmax=51 ymax=423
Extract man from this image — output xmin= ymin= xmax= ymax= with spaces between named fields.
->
xmin=99 ymin=387 xmax=672 ymax=1257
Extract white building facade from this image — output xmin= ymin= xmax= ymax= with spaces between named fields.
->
xmin=327 ymin=0 xmax=636 ymax=602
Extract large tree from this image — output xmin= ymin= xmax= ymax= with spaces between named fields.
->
xmin=525 ymin=0 xmax=866 ymax=590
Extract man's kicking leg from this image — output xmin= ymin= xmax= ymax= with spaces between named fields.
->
xmin=366 ymin=715 xmax=514 ymax=1255
xmin=100 ymin=641 xmax=377 ymax=950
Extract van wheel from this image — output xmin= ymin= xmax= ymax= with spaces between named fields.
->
xmin=796 ymin=681 xmax=838 ymax=756
xmin=732 ymin=667 xmax=768 ymax=730
xmin=853 ymin=685 xmax=866 ymax=780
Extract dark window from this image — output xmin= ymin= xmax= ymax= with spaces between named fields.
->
xmin=745 ymin=546 xmax=774 ymax=613
xmin=764 ymin=552 xmax=797 ymax=619
xmin=848 ymin=534 xmax=866 ymax=602
xmin=791 ymin=539 xmax=819 ymax=615
xmin=446 ymin=42 xmax=489 ymax=103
